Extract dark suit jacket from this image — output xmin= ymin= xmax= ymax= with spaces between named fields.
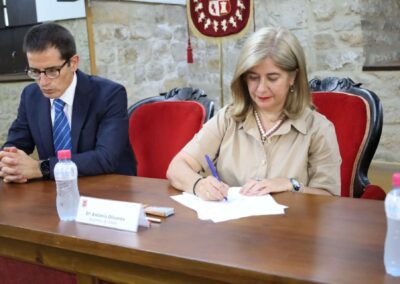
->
xmin=4 ymin=70 xmax=136 ymax=178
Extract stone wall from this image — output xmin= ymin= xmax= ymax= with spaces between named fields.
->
xmin=361 ymin=0 xmax=400 ymax=66
xmin=0 ymin=0 xmax=399 ymax=164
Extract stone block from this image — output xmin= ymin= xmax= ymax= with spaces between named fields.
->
xmin=163 ymin=79 xmax=187 ymax=91
xmin=311 ymin=1 xmax=336 ymax=21
xmin=314 ymin=33 xmax=336 ymax=50
xmin=339 ymin=32 xmax=363 ymax=47
xmin=145 ymin=62 xmax=165 ymax=82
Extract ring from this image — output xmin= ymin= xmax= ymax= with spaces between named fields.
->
xmin=206 ymin=191 xmax=210 ymax=199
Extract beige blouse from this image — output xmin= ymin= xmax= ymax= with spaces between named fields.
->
xmin=183 ymin=105 xmax=342 ymax=196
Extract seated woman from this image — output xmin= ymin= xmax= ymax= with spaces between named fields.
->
xmin=167 ymin=27 xmax=341 ymax=201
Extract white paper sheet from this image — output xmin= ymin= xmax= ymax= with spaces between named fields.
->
xmin=171 ymin=187 xmax=288 ymax=223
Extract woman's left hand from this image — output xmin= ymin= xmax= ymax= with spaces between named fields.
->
xmin=240 ymin=178 xmax=292 ymax=196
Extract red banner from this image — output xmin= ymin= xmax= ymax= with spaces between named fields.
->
xmin=188 ymin=0 xmax=253 ymax=40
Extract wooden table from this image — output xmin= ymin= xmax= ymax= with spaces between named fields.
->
xmin=0 ymin=175 xmax=397 ymax=283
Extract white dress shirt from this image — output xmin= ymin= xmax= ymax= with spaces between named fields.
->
xmin=50 ymin=72 xmax=77 ymax=127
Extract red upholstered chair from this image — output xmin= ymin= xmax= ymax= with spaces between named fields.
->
xmin=129 ymin=101 xmax=205 ymax=179
xmin=309 ymin=77 xmax=385 ymax=200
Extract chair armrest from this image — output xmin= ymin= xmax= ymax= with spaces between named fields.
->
xmin=360 ymin=184 xmax=386 ymax=200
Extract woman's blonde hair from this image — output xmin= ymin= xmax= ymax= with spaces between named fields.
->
xmin=230 ymin=27 xmax=311 ymax=121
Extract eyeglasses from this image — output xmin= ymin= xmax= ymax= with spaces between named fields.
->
xmin=26 ymin=59 xmax=70 ymax=80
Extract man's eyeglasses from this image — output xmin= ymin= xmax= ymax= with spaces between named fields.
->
xmin=26 ymin=59 xmax=70 ymax=80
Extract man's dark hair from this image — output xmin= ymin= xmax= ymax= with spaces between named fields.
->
xmin=23 ymin=22 xmax=76 ymax=60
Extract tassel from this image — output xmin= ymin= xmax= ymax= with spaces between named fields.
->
xmin=187 ymin=37 xmax=193 ymax=63
xmin=186 ymin=13 xmax=193 ymax=64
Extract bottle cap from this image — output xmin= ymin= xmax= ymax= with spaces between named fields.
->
xmin=57 ymin=150 xmax=71 ymax=160
xmin=393 ymin=172 xmax=400 ymax=187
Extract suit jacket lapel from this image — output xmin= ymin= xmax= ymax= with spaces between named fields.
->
xmin=71 ymin=70 xmax=93 ymax=153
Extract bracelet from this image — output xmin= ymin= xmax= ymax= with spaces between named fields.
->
xmin=192 ymin=177 xmax=204 ymax=196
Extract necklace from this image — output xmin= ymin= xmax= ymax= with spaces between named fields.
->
xmin=254 ymin=110 xmax=284 ymax=144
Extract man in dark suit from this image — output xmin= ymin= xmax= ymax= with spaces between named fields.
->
xmin=0 ymin=22 xmax=135 ymax=183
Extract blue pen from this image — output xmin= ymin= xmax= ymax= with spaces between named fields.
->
xmin=205 ymin=154 xmax=227 ymax=201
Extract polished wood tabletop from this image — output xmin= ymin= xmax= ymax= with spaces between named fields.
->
xmin=0 ymin=175 xmax=397 ymax=284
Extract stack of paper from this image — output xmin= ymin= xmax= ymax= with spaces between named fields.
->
xmin=171 ymin=187 xmax=288 ymax=223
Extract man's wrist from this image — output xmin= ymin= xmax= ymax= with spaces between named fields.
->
xmin=39 ymin=159 xmax=51 ymax=180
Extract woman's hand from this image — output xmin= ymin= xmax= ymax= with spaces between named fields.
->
xmin=195 ymin=176 xmax=229 ymax=201
xmin=240 ymin=178 xmax=292 ymax=196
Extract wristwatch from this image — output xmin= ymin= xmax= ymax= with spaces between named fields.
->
xmin=40 ymin=159 xmax=51 ymax=180
xmin=290 ymin=178 xmax=302 ymax=192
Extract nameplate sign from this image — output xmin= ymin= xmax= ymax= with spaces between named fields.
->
xmin=76 ymin=196 xmax=149 ymax=232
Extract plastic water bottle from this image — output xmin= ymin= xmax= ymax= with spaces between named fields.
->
xmin=54 ymin=150 xmax=80 ymax=221
xmin=384 ymin=172 xmax=400 ymax=276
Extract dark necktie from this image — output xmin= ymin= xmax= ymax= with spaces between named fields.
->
xmin=53 ymin=99 xmax=72 ymax=153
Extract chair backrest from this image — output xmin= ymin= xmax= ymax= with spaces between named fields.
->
xmin=309 ymin=77 xmax=383 ymax=198
xmin=128 ymin=87 xmax=215 ymax=122
xmin=129 ymin=101 xmax=205 ymax=179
